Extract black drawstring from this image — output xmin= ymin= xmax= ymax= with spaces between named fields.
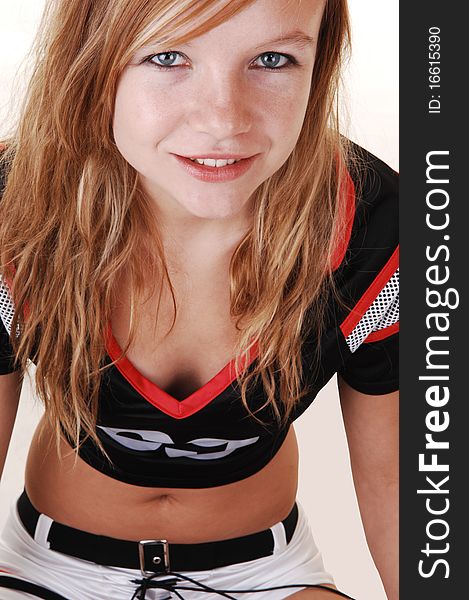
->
xmin=130 ymin=572 xmax=236 ymax=599
xmin=129 ymin=575 xmax=179 ymax=599
xmin=130 ymin=570 xmax=356 ymax=599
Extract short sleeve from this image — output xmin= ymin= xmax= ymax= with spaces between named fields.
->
xmin=336 ymin=144 xmax=399 ymax=395
xmin=0 ymin=152 xmax=20 ymax=374
xmin=0 ymin=277 xmax=20 ymax=374
xmin=338 ymin=328 xmax=399 ymax=395
xmin=0 ymin=320 xmax=19 ymax=374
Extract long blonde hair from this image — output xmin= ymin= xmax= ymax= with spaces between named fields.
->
xmin=0 ymin=0 xmax=352 ymax=457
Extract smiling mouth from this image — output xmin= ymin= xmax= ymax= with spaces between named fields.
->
xmin=187 ymin=157 xmax=243 ymax=167
xmin=173 ymin=153 xmax=258 ymax=182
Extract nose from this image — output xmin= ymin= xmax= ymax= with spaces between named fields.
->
xmin=188 ymin=72 xmax=252 ymax=140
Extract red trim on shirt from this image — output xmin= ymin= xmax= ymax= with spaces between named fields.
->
xmin=330 ymin=169 xmax=356 ymax=272
xmin=3 ymin=265 xmax=260 ymax=419
xmin=364 ymin=321 xmax=399 ymax=343
xmin=104 ymin=324 xmax=260 ymax=419
xmin=340 ymin=245 xmax=399 ymax=338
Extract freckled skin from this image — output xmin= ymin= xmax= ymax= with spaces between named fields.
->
xmin=26 ymin=0 xmax=331 ymax=557
xmin=113 ymin=0 xmax=325 ymax=228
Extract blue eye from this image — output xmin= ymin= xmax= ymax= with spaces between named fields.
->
xmin=147 ymin=51 xmax=187 ymax=69
xmin=254 ymin=52 xmax=294 ymax=70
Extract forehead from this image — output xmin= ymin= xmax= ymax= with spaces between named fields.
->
xmin=140 ymin=0 xmax=326 ymax=50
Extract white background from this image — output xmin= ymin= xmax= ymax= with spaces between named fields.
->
xmin=0 ymin=1 xmax=398 ymax=599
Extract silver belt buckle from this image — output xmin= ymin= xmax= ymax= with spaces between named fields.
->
xmin=138 ymin=539 xmax=170 ymax=576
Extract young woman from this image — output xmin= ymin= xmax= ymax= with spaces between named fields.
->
xmin=0 ymin=0 xmax=399 ymax=599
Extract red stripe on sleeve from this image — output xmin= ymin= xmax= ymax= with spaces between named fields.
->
xmin=364 ymin=321 xmax=399 ymax=343
xmin=340 ymin=245 xmax=399 ymax=338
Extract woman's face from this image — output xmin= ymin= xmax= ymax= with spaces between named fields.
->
xmin=113 ymin=0 xmax=325 ymax=224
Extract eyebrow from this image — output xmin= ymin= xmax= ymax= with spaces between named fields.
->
xmin=252 ymin=31 xmax=316 ymax=50
xmin=142 ymin=30 xmax=316 ymax=55
xmin=175 ymin=30 xmax=315 ymax=50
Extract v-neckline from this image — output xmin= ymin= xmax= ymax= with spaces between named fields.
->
xmin=104 ymin=323 xmax=259 ymax=419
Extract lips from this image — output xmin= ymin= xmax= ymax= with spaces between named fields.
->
xmin=172 ymin=153 xmax=259 ymax=183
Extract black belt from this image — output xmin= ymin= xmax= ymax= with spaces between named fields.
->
xmin=17 ymin=490 xmax=299 ymax=577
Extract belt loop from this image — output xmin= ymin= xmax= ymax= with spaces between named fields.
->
xmin=34 ymin=514 xmax=54 ymax=549
xmin=269 ymin=521 xmax=287 ymax=554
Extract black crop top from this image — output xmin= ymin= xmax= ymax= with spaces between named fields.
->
xmin=0 ymin=143 xmax=399 ymax=488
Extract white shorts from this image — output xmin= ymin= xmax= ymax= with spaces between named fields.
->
xmin=0 ymin=494 xmax=335 ymax=600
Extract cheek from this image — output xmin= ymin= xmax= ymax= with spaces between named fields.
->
xmin=261 ymin=83 xmax=311 ymax=151
xmin=113 ymin=87 xmax=142 ymax=153
xmin=113 ymin=76 xmax=172 ymax=152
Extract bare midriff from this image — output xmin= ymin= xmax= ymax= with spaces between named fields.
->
xmin=24 ymin=416 xmax=299 ymax=543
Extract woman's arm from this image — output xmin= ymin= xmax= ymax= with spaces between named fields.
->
xmin=337 ymin=374 xmax=399 ymax=600
xmin=0 ymin=370 xmax=23 ymax=479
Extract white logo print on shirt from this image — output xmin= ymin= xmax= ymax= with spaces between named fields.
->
xmin=98 ymin=426 xmax=259 ymax=460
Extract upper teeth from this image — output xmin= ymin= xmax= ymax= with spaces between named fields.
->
xmin=189 ymin=158 xmax=241 ymax=167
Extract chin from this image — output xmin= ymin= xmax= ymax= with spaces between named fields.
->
xmin=182 ymin=194 xmax=251 ymax=221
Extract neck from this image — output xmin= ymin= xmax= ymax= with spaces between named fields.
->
xmin=141 ymin=178 xmax=254 ymax=246
xmin=161 ymin=217 xmax=252 ymax=275
xmin=145 ymin=197 xmax=254 ymax=270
